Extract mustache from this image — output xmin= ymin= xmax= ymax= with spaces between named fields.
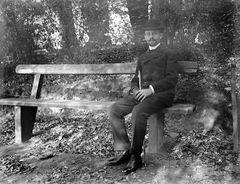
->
xmin=148 ymin=39 xmax=156 ymax=41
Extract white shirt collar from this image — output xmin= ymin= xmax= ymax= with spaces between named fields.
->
xmin=149 ymin=43 xmax=160 ymax=50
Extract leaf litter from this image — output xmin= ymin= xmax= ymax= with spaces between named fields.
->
xmin=0 ymin=108 xmax=240 ymax=183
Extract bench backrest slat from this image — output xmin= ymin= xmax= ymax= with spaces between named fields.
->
xmin=16 ymin=61 xmax=197 ymax=75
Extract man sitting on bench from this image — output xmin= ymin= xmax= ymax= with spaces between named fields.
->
xmin=107 ymin=19 xmax=179 ymax=174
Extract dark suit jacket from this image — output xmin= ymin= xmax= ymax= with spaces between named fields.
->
xmin=131 ymin=45 xmax=178 ymax=106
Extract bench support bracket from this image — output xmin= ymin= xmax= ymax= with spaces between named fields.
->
xmin=15 ymin=106 xmax=37 ymax=143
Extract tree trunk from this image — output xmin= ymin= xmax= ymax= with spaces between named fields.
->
xmin=81 ymin=0 xmax=110 ymax=47
xmin=55 ymin=0 xmax=78 ymax=51
xmin=127 ymin=0 xmax=148 ymax=43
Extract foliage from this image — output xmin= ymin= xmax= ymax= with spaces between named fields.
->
xmin=54 ymin=43 xmax=148 ymax=64
xmin=44 ymin=0 xmax=78 ymax=52
xmin=152 ymin=0 xmax=235 ymax=64
xmin=126 ymin=0 xmax=148 ymax=42
xmin=0 ymin=0 xmax=54 ymax=65
xmin=198 ymin=0 xmax=236 ymax=64
xmin=0 ymin=1 xmax=239 ymax=183
xmin=0 ymin=155 xmax=33 ymax=176
xmin=79 ymin=0 xmax=110 ymax=46
xmin=0 ymin=0 xmax=237 ymax=67
xmin=0 ymin=109 xmax=15 ymax=147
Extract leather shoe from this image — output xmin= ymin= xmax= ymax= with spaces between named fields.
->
xmin=122 ymin=155 xmax=142 ymax=174
xmin=107 ymin=150 xmax=131 ymax=165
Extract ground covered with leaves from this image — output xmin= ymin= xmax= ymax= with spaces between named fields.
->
xmin=0 ymin=107 xmax=240 ymax=184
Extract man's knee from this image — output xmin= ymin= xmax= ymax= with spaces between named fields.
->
xmin=132 ymin=106 xmax=149 ymax=120
xmin=107 ymin=104 xmax=113 ymax=116
xmin=107 ymin=102 xmax=118 ymax=116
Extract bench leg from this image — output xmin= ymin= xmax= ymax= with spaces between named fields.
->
xmin=15 ymin=106 xmax=37 ymax=143
xmin=147 ymin=112 xmax=165 ymax=153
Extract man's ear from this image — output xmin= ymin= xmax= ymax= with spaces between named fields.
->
xmin=160 ymin=33 xmax=164 ymax=39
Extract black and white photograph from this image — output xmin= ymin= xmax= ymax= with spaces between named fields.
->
xmin=0 ymin=0 xmax=240 ymax=183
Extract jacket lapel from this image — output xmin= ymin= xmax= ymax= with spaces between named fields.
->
xmin=141 ymin=45 xmax=165 ymax=65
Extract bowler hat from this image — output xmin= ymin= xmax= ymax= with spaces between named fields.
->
xmin=143 ymin=19 xmax=164 ymax=32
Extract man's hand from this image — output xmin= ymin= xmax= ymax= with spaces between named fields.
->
xmin=132 ymin=88 xmax=139 ymax=99
xmin=134 ymin=89 xmax=153 ymax=102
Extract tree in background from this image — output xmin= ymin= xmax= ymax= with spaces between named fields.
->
xmin=0 ymin=2 xmax=6 ymax=64
xmin=107 ymin=0 xmax=134 ymax=45
xmin=151 ymin=0 xmax=184 ymax=47
xmin=0 ymin=0 xmax=237 ymax=65
xmin=200 ymin=0 xmax=235 ymax=63
xmin=79 ymin=0 xmax=110 ymax=48
xmin=1 ymin=0 xmax=48 ymax=64
xmin=45 ymin=0 xmax=78 ymax=53
xmin=151 ymin=0 xmax=235 ymax=61
xmin=126 ymin=0 xmax=148 ymax=42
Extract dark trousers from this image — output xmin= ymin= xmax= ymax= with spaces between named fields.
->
xmin=107 ymin=95 xmax=167 ymax=156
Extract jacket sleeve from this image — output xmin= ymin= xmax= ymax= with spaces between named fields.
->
xmin=130 ymin=59 xmax=141 ymax=91
xmin=151 ymin=49 xmax=179 ymax=93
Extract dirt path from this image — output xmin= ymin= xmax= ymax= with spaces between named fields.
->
xmin=0 ymin=136 xmax=240 ymax=184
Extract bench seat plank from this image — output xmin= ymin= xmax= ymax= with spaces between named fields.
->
xmin=0 ymin=98 xmax=195 ymax=114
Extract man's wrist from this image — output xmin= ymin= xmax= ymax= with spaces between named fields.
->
xmin=149 ymin=85 xmax=155 ymax=94
xmin=129 ymin=87 xmax=139 ymax=95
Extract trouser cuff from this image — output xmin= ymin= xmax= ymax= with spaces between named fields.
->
xmin=114 ymin=142 xmax=131 ymax=151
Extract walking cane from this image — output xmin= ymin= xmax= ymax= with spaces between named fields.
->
xmin=138 ymin=70 xmax=146 ymax=166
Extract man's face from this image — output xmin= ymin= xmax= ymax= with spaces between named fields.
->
xmin=144 ymin=30 xmax=163 ymax=46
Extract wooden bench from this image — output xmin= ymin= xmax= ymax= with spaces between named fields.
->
xmin=0 ymin=61 xmax=197 ymax=153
